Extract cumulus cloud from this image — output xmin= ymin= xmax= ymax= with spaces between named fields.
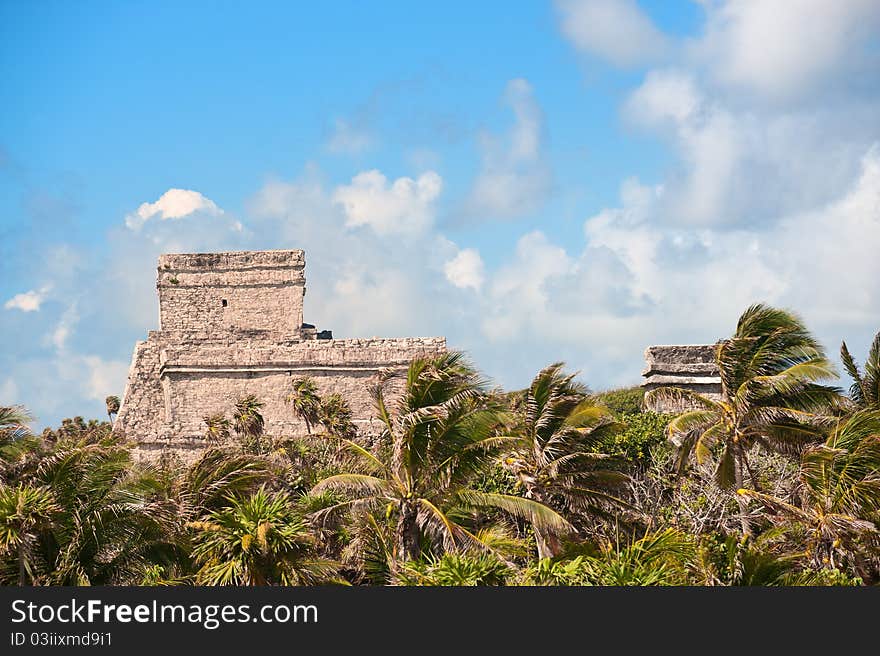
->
xmin=467 ymin=79 xmax=551 ymax=219
xmin=332 ymin=169 xmax=443 ymax=235
xmin=79 ymin=355 xmax=130 ymax=402
xmin=247 ymin=169 xmax=466 ymax=340
xmin=477 ymin=143 xmax=879 ymax=385
xmin=622 ymin=66 xmax=878 ymax=227
xmin=125 ymin=188 xmax=222 ymax=230
xmin=555 ymin=0 xmax=670 ymax=67
xmin=693 ymin=0 xmax=880 ymax=102
xmin=4 ymin=286 xmax=50 ymax=312
xmin=444 ymin=248 xmax=485 ymax=291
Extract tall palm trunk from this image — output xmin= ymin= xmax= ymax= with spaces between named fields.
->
xmin=733 ymin=446 xmax=751 ymax=536
xmin=395 ymin=500 xmax=420 ymax=562
xmin=527 ymin=485 xmax=563 ymax=559
xmin=390 ymin=427 xmax=419 ymax=562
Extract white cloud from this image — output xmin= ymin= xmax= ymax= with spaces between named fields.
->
xmin=326 ymin=118 xmax=373 ymax=155
xmin=473 ymin=143 xmax=880 ymax=387
xmin=693 ymin=0 xmax=880 ymax=102
xmin=247 ymin=169 xmax=465 ymax=340
xmin=444 ymin=248 xmax=485 ymax=291
xmin=555 ymin=0 xmax=670 ymax=67
xmin=81 ymin=356 xmax=130 ymax=402
xmin=4 ymin=286 xmax=50 ymax=312
xmin=332 ymin=169 xmax=443 ymax=235
xmin=779 ymin=144 xmax=880 ymax=326
xmin=625 ymin=69 xmax=702 ymax=127
xmin=467 ymin=79 xmax=551 ymax=219
xmin=0 ymin=378 xmax=18 ymax=403
xmin=483 ymin=231 xmax=573 ymax=342
xmin=622 ymin=67 xmax=876 ymax=227
xmin=125 ymin=188 xmax=222 ymax=230
xmin=49 ymin=303 xmax=79 ymax=350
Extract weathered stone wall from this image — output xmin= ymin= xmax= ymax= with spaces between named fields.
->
xmin=157 ymin=250 xmax=305 ymax=337
xmin=121 ymin=336 xmax=443 ymax=462
xmin=116 ymin=249 xmax=446 ymax=463
xmin=165 ymin=368 xmax=400 ymax=441
xmin=115 ymin=336 xmax=170 ymax=444
xmin=641 ymin=344 xmax=722 ymax=413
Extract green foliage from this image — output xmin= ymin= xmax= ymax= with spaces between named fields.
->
xmin=202 ymin=413 xmax=231 ymax=443
xmin=590 ymin=386 xmax=645 ymax=417
xmin=520 ymin=556 xmax=594 ymax=585
xmin=40 ymin=416 xmax=113 ymax=444
xmin=312 ymin=351 xmax=564 ymax=564
xmin=105 ymin=396 xmax=121 ymax=418
xmin=233 ymin=395 xmax=266 ymax=453
xmin=0 ymin=483 xmax=58 ymax=584
xmin=501 ymin=362 xmax=629 ymax=558
xmin=697 ymin=533 xmax=800 ymax=586
xmin=472 ymin=463 xmax=518 ymax=496
xmin=2 ymin=304 xmax=877 ymax=586
xmin=1 ymin=406 xmax=32 ymax=442
xmin=396 ymin=553 xmax=511 ymax=586
xmin=739 ymin=408 xmax=880 ymax=576
xmin=783 ymin=568 xmax=863 ymax=586
xmin=595 ymin=411 xmax=670 ymax=463
xmin=33 ymin=439 xmax=174 ymax=585
xmin=521 ymin=529 xmax=697 ymax=586
xmin=840 ymin=330 xmax=880 ymax=409
xmin=188 ymin=487 xmax=339 ymax=585
xmin=318 ymin=393 xmax=357 ymax=440
xmin=287 ymin=377 xmax=322 ymax=434
xmin=0 ymin=406 xmax=42 ymax=481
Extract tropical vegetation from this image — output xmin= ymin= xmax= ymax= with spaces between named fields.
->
xmin=1 ymin=304 xmax=877 ymax=586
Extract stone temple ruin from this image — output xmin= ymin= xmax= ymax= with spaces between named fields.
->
xmin=115 ymin=250 xmax=446 ymax=461
xmin=641 ymin=344 xmax=722 ymax=412
xmin=115 ymin=248 xmax=723 ymax=459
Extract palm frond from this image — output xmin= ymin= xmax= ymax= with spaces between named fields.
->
xmin=311 ymin=474 xmax=392 ymax=499
xmin=457 ymin=490 xmax=572 ymax=533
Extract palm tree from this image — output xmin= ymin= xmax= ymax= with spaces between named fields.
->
xmin=311 ymin=352 xmax=568 ymax=565
xmin=32 ymin=437 xmax=176 ymax=585
xmin=739 ymin=408 xmax=880 ymax=577
xmin=0 ymin=483 xmax=58 ymax=585
xmin=502 ymin=363 xmax=629 ymax=558
xmin=203 ymin=413 xmax=231 ymax=443
xmin=319 ymin=393 xmax=357 ymax=440
xmin=288 ymin=378 xmax=322 ymax=434
xmin=233 ymin=395 xmax=265 ymax=452
xmin=0 ymin=406 xmax=31 ymax=442
xmin=0 ymin=406 xmax=40 ymax=482
xmin=105 ymin=396 xmax=121 ymax=423
xmin=645 ymin=304 xmax=841 ymax=534
xmin=841 ymin=331 xmax=880 ymax=409
xmin=187 ymin=487 xmax=338 ymax=585
xmin=177 ymin=448 xmax=274 ymax=514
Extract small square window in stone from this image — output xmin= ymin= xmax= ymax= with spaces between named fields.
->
xmin=221 ymin=299 xmax=228 ymax=307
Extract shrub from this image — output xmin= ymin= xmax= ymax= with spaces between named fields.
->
xmin=520 ymin=529 xmax=697 ymax=586
xmin=396 ymin=554 xmax=511 ymax=586
xmin=590 ymin=386 xmax=645 ymax=416
xmin=595 ymin=411 xmax=670 ymax=464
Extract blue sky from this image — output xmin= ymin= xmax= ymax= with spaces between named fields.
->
xmin=2 ymin=1 xmax=879 ymax=429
